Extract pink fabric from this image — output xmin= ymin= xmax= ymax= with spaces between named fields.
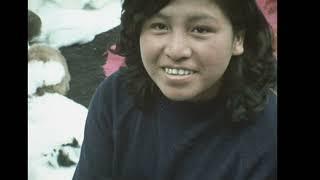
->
xmin=256 ymin=0 xmax=277 ymax=57
xmin=257 ymin=0 xmax=277 ymax=31
xmin=103 ymin=45 xmax=126 ymax=77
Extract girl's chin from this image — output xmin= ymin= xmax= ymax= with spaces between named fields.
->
xmin=160 ymin=90 xmax=198 ymax=102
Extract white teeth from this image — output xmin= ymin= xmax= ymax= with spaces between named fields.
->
xmin=172 ymin=69 xmax=177 ymax=74
xmin=164 ymin=67 xmax=194 ymax=75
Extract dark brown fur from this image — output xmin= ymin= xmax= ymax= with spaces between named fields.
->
xmin=28 ymin=10 xmax=42 ymax=42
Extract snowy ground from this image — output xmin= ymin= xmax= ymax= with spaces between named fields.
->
xmin=28 ymin=1 xmax=121 ymax=179
xmin=29 ymin=0 xmax=121 ymax=49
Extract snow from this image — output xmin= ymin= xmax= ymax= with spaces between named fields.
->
xmin=28 ymin=60 xmax=66 ymax=95
xmin=29 ymin=0 xmax=122 ymax=49
xmin=27 ymin=0 xmax=125 ymax=174
xmin=28 ymin=1 xmax=122 ymax=177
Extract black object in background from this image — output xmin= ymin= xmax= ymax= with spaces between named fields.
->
xmin=60 ymin=25 xmax=121 ymax=107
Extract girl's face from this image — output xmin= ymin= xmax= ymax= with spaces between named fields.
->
xmin=140 ymin=0 xmax=244 ymax=102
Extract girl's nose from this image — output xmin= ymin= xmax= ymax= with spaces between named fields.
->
xmin=164 ymin=32 xmax=192 ymax=61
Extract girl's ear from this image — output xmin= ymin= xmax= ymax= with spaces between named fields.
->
xmin=232 ymin=31 xmax=245 ymax=56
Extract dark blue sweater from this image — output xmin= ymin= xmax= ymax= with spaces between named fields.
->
xmin=73 ymin=71 xmax=277 ymax=180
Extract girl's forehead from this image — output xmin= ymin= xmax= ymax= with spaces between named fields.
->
xmin=152 ymin=0 xmax=226 ymax=21
xmin=158 ymin=0 xmax=222 ymax=14
xmin=165 ymin=0 xmax=216 ymax=7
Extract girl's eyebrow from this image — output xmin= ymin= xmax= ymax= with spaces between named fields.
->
xmin=151 ymin=12 xmax=218 ymax=23
xmin=187 ymin=14 xmax=218 ymax=23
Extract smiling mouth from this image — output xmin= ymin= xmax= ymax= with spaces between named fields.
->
xmin=163 ymin=67 xmax=196 ymax=76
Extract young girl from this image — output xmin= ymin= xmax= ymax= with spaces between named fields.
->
xmin=73 ymin=0 xmax=277 ymax=179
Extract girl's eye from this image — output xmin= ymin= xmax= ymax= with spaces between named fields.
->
xmin=150 ymin=23 xmax=168 ymax=31
xmin=192 ymin=26 xmax=211 ymax=34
